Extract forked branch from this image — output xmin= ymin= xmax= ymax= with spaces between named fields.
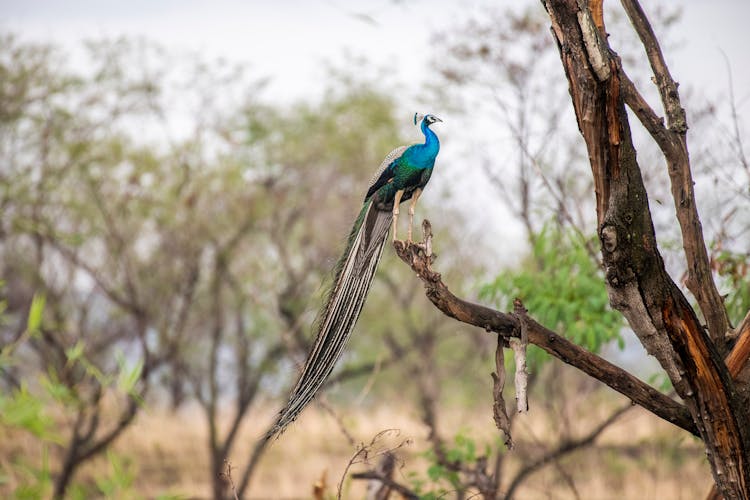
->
xmin=542 ymin=0 xmax=748 ymax=495
xmin=393 ymin=222 xmax=696 ymax=436
xmin=619 ymin=0 xmax=730 ymax=344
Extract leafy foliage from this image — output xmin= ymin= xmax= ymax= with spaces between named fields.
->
xmin=481 ymin=226 xmax=624 ymax=368
xmin=0 ymin=32 xmax=456 ymax=498
xmin=0 ymin=287 xmax=155 ymax=497
xmin=409 ymin=432 xmax=490 ymax=499
xmin=93 ymin=452 xmax=137 ymax=499
xmin=710 ymin=243 xmax=750 ymax=326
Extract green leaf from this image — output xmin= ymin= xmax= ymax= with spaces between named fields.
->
xmin=117 ymin=356 xmax=143 ymax=396
xmin=11 ymin=445 xmax=53 ymax=499
xmin=481 ymin=224 xmax=625 ymax=369
xmin=427 ymin=464 xmax=444 ymax=481
xmin=0 ymin=385 xmax=60 ymax=442
xmin=0 ymin=292 xmax=46 ymax=366
xmin=65 ymin=341 xmax=85 ymax=364
xmin=26 ymin=293 xmax=46 ymax=335
xmin=95 ymin=451 xmax=136 ymax=497
xmin=40 ymin=372 xmax=77 ymax=406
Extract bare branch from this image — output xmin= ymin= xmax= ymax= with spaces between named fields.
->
xmin=619 ymin=0 xmax=731 ymax=343
xmin=719 ymin=50 xmax=750 ymax=182
xmin=543 ymin=0 xmax=748 ymax=494
xmin=393 ymin=222 xmax=697 ymax=436
xmin=350 ymin=471 xmax=419 ymax=500
xmin=339 ymin=429 xmax=412 ymax=500
xmin=504 ymin=402 xmax=633 ymax=498
xmin=619 ymin=69 xmax=673 ymax=154
xmin=491 ymin=335 xmax=513 ymax=449
xmin=317 ymin=396 xmax=357 ymax=448
xmin=619 ymin=0 xmax=685 ymax=133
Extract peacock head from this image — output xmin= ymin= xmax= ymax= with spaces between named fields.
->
xmin=414 ymin=113 xmax=443 ymax=127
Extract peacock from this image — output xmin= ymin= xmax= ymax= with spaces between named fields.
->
xmin=266 ymin=112 xmax=442 ymax=440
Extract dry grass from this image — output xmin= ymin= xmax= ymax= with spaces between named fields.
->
xmin=136 ymin=404 xmax=430 ymax=498
xmin=1 ymin=398 xmax=713 ymax=499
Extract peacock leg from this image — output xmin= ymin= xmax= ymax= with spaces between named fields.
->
xmin=407 ymin=188 xmax=422 ymax=242
xmin=392 ymin=189 xmax=404 ymax=242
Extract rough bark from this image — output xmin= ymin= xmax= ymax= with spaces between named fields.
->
xmin=540 ymin=0 xmax=749 ymax=497
xmin=393 ymin=230 xmax=696 ymax=436
xmin=618 ymin=0 xmax=730 ymax=347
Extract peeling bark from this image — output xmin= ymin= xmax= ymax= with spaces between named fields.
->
xmin=541 ymin=0 xmax=750 ymax=496
xmin=491 ymin=335 xmax=514 ymax=449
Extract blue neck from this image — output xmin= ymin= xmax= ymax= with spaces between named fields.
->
xmin=420 ymin=120 xmax=440 ymax=156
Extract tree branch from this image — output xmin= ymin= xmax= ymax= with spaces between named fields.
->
xmin=727 ymin=313 xmax=750 ymax=378
xmin=618 ymin=0 xmax=685 ymax=133
xmin=393 ymin=224 xmax=697 ymax=436
xmin=619 ymin=0 xmax=730 ymax=344
xmin=542 ymin=0 xmax=749 ymax=495
xmin=350 ymin=471 xmax=419 ymax=499
xmin=504 ymin=402 xmax=633 ymax=498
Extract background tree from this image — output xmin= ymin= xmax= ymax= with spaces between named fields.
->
xmin=0 ymin=33 xmax=480 ymax=498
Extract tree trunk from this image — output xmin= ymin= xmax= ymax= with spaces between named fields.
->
xmin=211 ymin=449 xmax=227 ymax=500
xmin=540 ymin=0 xmax=750 ymax=497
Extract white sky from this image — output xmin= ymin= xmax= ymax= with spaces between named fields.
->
xmin=2 ymin=0 xmax=747 ymax=102
xmin=1 ymin=0 xmax=748 ymax=259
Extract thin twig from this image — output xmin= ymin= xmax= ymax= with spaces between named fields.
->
xmin=504 ymin=402 xmax=633 ymax=498
xmin=317 ymin=396 xmax=357 ymax=447
xmin=350 ymin=471 xmax=419 ymax=499
xmin=219 ymin=460 xmax=240 ymax=500
xmin=338 ymin=429 xmax=411 ymax=500
xmin=718 ymin=49 xmax=750 ymax=182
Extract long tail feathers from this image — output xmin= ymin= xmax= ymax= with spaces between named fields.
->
xmin=265 ymin=201 xmax=392 ymax=441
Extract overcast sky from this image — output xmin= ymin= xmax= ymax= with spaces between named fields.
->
xmin=2 ymin=0 xmax=748 ymax=103
xmin=2 ymin=0 xmax=748 ymax=258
